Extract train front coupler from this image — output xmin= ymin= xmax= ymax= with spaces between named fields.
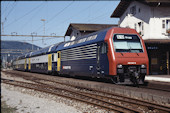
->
xmin=129 ymin=70 xmax=140 ymax=86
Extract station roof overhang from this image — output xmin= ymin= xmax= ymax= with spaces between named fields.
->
xmin=110 ymin=0 xmax=170 ymax=18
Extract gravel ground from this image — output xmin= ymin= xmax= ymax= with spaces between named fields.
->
xmin=1 ymin=84 xmax=82 ymax=113
xmin=1 ymin=71 xmax=111 ymax=113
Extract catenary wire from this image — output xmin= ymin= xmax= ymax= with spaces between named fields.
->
xmin=2 ymin=1 xmax=11 ymax=16
xmin=33 ymin=1 xmax=74 ymax=33
xmin=3 ymin=2 xmax=17 ymax=22
xmin=18 ymin=2 xmax=46 ymax=32
xmin=4 ymin=2 xmax=44 ymax=28
xmin=45 ymin=1 xmax=97 ymax=32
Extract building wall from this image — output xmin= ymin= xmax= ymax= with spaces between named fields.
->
xmin=149 ymin=7 xmax=170 ymax=39
xmin=70 ymin=28 xmax=81 ymax=41
xmin=119 ymin=1 xmax=170 ymax=40
xmin=117 ymin=1 xmax=170 ymax=75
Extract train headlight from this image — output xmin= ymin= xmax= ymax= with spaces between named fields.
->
xmin=141 ymin=64 xmax=146 ymax=68
xmin=117 ymin=64 xmax=123 ymax=68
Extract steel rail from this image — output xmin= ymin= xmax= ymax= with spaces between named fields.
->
xmin=2 ymin=78 xmax=136 ymax=113
xmin=31 ymin=77 xmax=170 ymax=113
xmin=2 ymin=70 xmax=170 ymax=112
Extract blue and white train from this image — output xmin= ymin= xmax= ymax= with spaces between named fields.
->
xmin=13 ymin=27 xmax=149 ymax=84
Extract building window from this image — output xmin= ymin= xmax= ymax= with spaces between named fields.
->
xmin=138 ymin=22 xmax=144 ymax=35
xmin=162 ymin=19 xmax=170 ymax=33
xmin=162 ymin=20 xmax=165 ymax=29
xmin=142 ymin=22 xmax=144 ymax=30
xmin=134 ymin=23 xmax=136 ymax=30
xmin=138 ymin=8 xmax=140 ymax=13
xmin=166 ymin=20 xmax=170 ymax=33
xmin=151 ymin=58 xmax=158 ymax=65
xmin=166 ymin=20 xmax=170 ymax=29
xmin=130 ymin=6 xmax=136 ymax=15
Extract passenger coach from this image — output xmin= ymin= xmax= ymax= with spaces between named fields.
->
xmin=13 ymin=27 xmax=149 ymax=85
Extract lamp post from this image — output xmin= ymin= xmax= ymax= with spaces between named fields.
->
xmin=41 ymin=19 xmax=46 ymax=44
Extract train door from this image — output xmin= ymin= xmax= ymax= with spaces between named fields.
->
xmin=100 ymin=43 xmax=108 ymax=75
xmin=16 ymin=60 xmax=18 ymax=69
xmin=24 ymin=59 xmax=27 ymax=70
xmin=28 ymin=58 xmax=31 ymax=71
xmin=57 ymin=51 xmax=61 ymax=71
xmin=97 ymin=44 xmax=101 ymax=75
xmin=53 ymin=53 xmax=58 ymax=72
xmin=48 ymin=54 xmax=52 ymax=71
xmin=97 ymin=42 xmax=109 ymax=76
xmin=52 ymin=53 xmax=54 ymax=71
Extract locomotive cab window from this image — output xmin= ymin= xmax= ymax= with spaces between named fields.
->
xmin=113 ymin=34 xmax=143 ymax=53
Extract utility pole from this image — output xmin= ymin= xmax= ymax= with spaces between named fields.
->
xmin=41 ymin=19 xmax=46 ymax=44
xmin=1 ymin=18 xmax=7 ymax=34
xmin=1 ymin=22 xmax=4 ymax=34
xmin=32 ymin=35 xmax=33 ymax=51
xmin=31 ymin=32 xmax=37 ymax=51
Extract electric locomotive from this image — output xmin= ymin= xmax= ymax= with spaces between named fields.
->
xmin=13 ymin=27 xmax=149 ymax=85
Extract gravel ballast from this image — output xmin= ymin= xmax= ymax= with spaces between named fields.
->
xmin=1 ymin=84 xmax=82 ymax=113
xmin=1 ymin=72 xmax=110 ymax=113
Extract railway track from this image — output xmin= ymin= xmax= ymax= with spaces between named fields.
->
xmin=2 ymin=78 xmax=140 ymax=113
xmin=2 ymin=70 xmax=170 ymax=92
xmin=2 ymin=70 xmax=170 ymax=112
xmin=2 ymin=78 xmax=170 ymax=113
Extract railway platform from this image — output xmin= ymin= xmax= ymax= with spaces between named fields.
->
xmin=145 ymin=75 xmax=170 ymax=83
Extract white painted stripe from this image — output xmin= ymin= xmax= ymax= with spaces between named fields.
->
xmin=145 ymin=76 xmax=170 ymax=82
xmin=16 ymin=59 xmax=25 ymax=65
xmin=30 ymin=54 xmax=48 ymax=64
xmin=48 ymin=45 xmax=54 ymax=52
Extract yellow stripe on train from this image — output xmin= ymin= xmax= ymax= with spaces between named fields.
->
xmin=48 ymin=54 xmax=52 ymax=71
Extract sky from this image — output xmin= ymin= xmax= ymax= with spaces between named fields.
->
xmin=1 ymin=1 xmax=120 ymax=48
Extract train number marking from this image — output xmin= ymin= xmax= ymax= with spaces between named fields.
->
xmin=63 ymin=66 xmax=71 ymax=69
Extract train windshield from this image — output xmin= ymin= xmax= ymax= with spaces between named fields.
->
xmin=113 ymin=34 xmax=143 ymax=53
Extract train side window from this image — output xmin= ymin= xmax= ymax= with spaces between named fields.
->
xmin=52 ymin=54 xmax=54 ymax=61
xmin=58 ymin=52 xmax=60 ymax=58
xmin=101 ymin=43 xmax=107 ymax=54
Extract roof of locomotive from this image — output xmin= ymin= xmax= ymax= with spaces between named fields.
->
xmin=56 ymin=27 xmax=112 ymax=51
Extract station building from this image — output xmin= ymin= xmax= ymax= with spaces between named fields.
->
xmin=65 ymin=23 xmax=117 ymax=40
xmin=110 ymin=0 xmax=170 ymax=75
